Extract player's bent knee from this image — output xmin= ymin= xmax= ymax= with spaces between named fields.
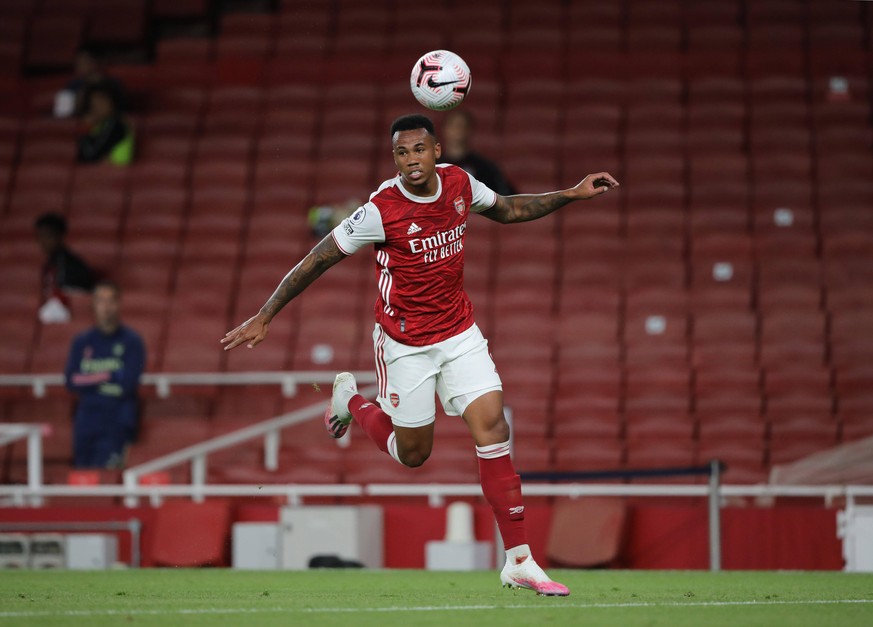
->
xmin=399 ymin=448 xmax=430 ymax=468
xmin=467 ymin=410 xmax=510 ymax=446
xmin=491 ymin=418 xmax=510 ymax=443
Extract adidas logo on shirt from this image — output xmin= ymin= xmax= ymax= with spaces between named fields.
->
xmin=407 ymin=222 xmax=422 ymax=235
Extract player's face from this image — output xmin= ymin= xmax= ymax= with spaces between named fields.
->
xmin=392 ymin=128 xmax=442 ymax=194
xmin=93 ymin=286 xmax=120 ymax=332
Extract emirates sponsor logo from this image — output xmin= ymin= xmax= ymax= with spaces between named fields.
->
xmin=408 ymin=222 xmax=466 ymax=253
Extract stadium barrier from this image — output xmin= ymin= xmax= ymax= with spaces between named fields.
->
xmin=4 ymin=372 xmax=873 ymax=571
xmin=0 ymin=482 xmax=870 ymax=572
xmin=0 ymin=371 xmax=379 ymax=399
xmin=120 ymin=384 xmax=379 ymax=508
xmin=0 ymin=423 xmax=44 ymax=506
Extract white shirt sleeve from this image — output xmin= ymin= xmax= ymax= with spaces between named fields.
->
xmin=330 ymin=202 xmax=385 ymax=255
xmin=467 ymin=172 xmax=498 ymax=213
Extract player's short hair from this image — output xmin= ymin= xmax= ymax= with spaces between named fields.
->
xmin=390 ymin=114 xmax=436 ymax=138
xmin=34 ymin=212 xmax=67 ymax=236
xmin=93 ymin=279 xmax=121 ymax=297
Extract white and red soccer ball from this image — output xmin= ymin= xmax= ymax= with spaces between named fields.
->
xmin=410 ymin=50 xmax=472 ymax=111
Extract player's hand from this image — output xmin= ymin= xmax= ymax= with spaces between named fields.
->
xmin=573 ymin=172 xmax=620 ymax=199
xmin=221 ymin=314 xmax=270 ymax=351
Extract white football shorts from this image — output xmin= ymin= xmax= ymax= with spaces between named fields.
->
xmin=372 ymin=323 xmax=503 ymax=428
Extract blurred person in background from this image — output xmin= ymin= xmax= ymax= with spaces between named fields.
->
xmin=439 ymin=109 xmax=516 ymax=196
xmin=77 ymin=86 xmax=133 ymax=165
xmin=65 ymin=281 xmax=145 ymax=469
xmin=35 ymin=212 xmax=97 ymax=324
xmin=54 ymin=46 xmax=126 ymax=119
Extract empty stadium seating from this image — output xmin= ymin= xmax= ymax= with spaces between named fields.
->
xmin=1 ymin=0 xmax=873 ymax=486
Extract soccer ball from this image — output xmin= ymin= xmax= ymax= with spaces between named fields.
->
xmin=410 ymin=50 xmax=472 ymax=111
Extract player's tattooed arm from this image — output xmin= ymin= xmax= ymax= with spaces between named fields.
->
xmin=221 ymin=236 xmax=347 ymax=350
xmin=481 ymin=172 xmax=619 ymax=224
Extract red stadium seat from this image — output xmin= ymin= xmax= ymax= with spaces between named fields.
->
xmin=826 ymin=284 xmax=873 ymax=317
xmin=688 ymin=77 xmax=745 ymax=105
xmin=764 ymin=369 xmax=833 ymax=408
xmin=156 ymin=38 xmax=212 ymax=64
xmin=759 ymin=259 xmax=822 ymax=290
xmin=150 ymin=500 xmax=231 ymax=567
xmin=689 ymin=153 xmax=748 ymax=186
xmin=625 ymin=438 xmax=696 ymax=471
xmin=696 ymin=366 xmax=761 ymax=399
xmin=625 ymin=287 xmax=688 ymax=317
xmin=625 ymin=310 xmax=688 ymax=349
xmin=14 ymin=163 xmax=72 ymax=194
xmin=760 ymin=311 xmax=826 ymax=346
xmin=689 ymin=205 xmax=748 ymax=236
xmin=697 ymin=403 xmax=765 ymax=442
xmin=195 ymin=134 xmax=253 ymax=163
xmin=19 ymin=139 xmax=75 ymax=164
xmin=25 ymin=16 xmax=83 ymax=71
xmin=759 ymin=341 xmax=827 ymax=372
xmin=839 ymin=403 xmax=873 ymax=442
xmin=758 ymin=285 xmax=823 ymax=314
xmin=553 ymin=437 xmax=624 ymax=472
xmin=693 ymin=310 xmax=757 ymax=345
xmin=624 ymin=258 xmax=687 ymax=289
xmin=752 ymin=126 xmax=811 ymax=155
xmin=30 ymin=323 xmax=80 ymax=373
xmin=767 ymin=410 xmax=837 ymax=449
xmin=89 ymin=0 xmax=147 ymax=47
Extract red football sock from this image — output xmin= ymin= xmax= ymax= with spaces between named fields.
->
xmin=348 ymin=394 xmax=394 ymax=455
xmin=477 ymin=442 xmax=528 ymax=551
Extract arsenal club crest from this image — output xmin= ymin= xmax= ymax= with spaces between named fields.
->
xmin=389 ymin=393 xmax=400 ymax=408
xmin=453 ymin=196 xmax=465 ymax=215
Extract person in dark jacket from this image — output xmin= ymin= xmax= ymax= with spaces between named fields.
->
xmin=439 ymin=109 xmax=516 ymax=196
xmin=55 ymin=46 xmax=127 ymax=118
xmin=35 ymin=212 xmax=96 ymax=304
xmin=65 ymin=281 xmax=145 ymax=468
xmin=77 ymin=87 xmax=130 ymax=164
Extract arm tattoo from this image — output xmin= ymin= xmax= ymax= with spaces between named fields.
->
xmin=259 ymin=236 xmax=346 ymax=320
xmin=482 ymin=190 xmax=574 ymax=224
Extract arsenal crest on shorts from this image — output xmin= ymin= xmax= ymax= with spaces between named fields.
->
xmin=453 ymin=196 xmax=465 ymax=215
xmin=389 ymin=393 xmax=400 ymax=408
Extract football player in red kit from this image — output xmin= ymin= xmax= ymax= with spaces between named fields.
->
xmin=223 ymin=114 xmax=618 ymax=595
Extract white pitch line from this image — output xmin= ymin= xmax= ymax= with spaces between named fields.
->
xmin=0 ymin=598 xmax=871 ymax=619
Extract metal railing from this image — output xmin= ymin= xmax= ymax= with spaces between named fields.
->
xmin=4 ymin=371 xmax=872 ymax=572
xmin=120 ymin=384 xmax=379 ymax=507
xmin=0 ymin=371 xmax=378 ymax=399
xmin=0 ymin=424 xmax=44 ymax=506
xmin=2 ymin=481 xmax=872 ymax=571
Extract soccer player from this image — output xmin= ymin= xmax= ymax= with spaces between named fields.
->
xmin=223 ymin=114 xmax=618 ymax=596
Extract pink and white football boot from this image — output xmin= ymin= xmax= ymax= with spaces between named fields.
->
xmin=500 ymin=554 xmax=570 ymax=597
xmin=323 ymin=372 xmax=357 ymax=439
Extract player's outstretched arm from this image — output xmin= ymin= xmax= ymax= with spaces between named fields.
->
xmin=221 ymin=235 xmax=347 ymax=351
xmin=480 ymin=172 xmax=619 ymax=224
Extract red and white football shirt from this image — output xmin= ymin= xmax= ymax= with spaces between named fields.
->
xmin=331 ymin=164 xmax=497 ymax=346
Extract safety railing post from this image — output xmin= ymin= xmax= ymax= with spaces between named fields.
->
xmin=26 ymin=429 xmax=43 ymax=507
xmin=708 ymin=459 xmax=723 ymax=572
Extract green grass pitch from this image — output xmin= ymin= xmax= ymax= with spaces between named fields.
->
xmin=1 ymin=570 xmax=872 ymax=627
